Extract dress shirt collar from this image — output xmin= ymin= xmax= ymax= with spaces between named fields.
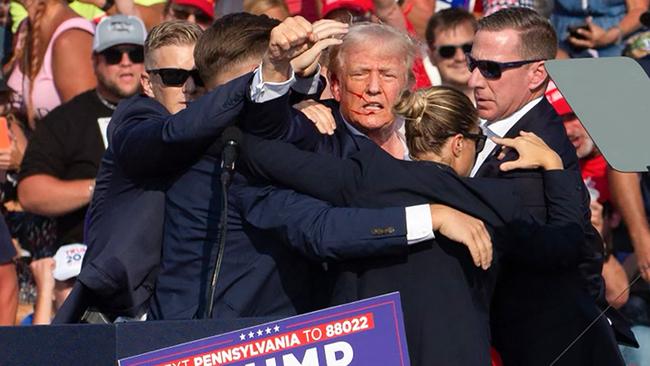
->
xmin=482 ymin=96 xmax=543 ymax=138
xmin=339 ymin=108 xmax=411 ymax=161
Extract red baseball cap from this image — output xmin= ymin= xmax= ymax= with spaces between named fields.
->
xmin=172 ymin=0 xmax=215 ymax=20
xmin=545 ymin=80 xmax=573 ymax=116
xmin=321 ymin=0 xmax=374 ymax=17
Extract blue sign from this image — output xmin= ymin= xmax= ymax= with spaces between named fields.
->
xmin=119 ymin=292 xmax=410 ymax=366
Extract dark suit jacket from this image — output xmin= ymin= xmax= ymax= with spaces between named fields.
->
xmin=54 ymin=73 xmax=255 ymax=322
xmin=475 ymin=98 xmax=624 ymax=366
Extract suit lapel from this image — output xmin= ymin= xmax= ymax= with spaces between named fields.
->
xmin=474 ymin=99 xmax=548 ymax=178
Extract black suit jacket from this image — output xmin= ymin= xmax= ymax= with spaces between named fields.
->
xmin=239 ymin=124 xmax=590 ymax=366
xmin=475 ymin=97 xmax=624 ymax=366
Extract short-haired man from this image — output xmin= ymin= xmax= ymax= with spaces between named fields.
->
xmin=467 ymin=8 xmax=624 ymax=365
xmin=18 ymin=15 xmax=146 ymax=250
xmin=424 ymin=8 xmax=477 ymax=102
xmin=53 ymin=20 xmax=205 ymax=322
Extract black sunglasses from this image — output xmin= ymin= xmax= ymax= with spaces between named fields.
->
xmin=171 ymin=5 xmax=213 ymax=25
xmin=465 ymin=53 xmax=544 ymax=79
xmin=147 ymin=68 xmax=204 ymax=87
xmin=99 ymin=46 xmax=144 ymax=65
xmin=435 ymin=43 xmax=472 ymax=59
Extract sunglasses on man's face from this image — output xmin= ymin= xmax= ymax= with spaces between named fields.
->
xmin=171 ymin=5 xmax=213 ymax=26
xmin=99 ymin=46 xmax=144 ymax=65
xmin=435 ymin=43 xmax=472 ymax=59
xmin=465 ymin=53 xmax=544 ymax=80
xmin=147 ymin=68 xmax=205 ymax=87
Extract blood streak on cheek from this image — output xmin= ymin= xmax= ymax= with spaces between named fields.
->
xmin=346 ymin=90 xmax=374 ymax=116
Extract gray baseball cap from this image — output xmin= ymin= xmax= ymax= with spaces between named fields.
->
xmin=93 ymin=15 xmax=146 ymax=53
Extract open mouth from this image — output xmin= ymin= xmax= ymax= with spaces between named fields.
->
xmin=362 ymin=102 xmax=384 ymax=111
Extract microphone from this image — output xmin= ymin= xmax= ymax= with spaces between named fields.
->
xmin=221 ymin=126 xmax=242 ymax=173
xmin=641 ymin=11 xmax=650 ymax=28
xmin=203 ymin=126 xmax=243 ymax=319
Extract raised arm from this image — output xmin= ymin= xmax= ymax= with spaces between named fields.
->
xmin=110 ymin=72 xmax=252 ymax=178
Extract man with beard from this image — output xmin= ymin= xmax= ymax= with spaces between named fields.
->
xmin=18 ymin=15 xmax=146 ymax=249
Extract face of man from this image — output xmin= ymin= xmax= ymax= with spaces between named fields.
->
xmin=330 ymin=42 xmax=409 ymax=134
xmin=563 ymin=114 xmax=595 ymax=158
xmin=430 ymin=22 xmax=474 ymax=88
xmin=141 ymin=44 xmax=201 ymax=114
xmin=165 ymin=4 xmax=213 ymax=30
xmin=468 ymin=29 xmax=539 ymax=122
xmin=95 ymin=44 xmax=145 ymax=101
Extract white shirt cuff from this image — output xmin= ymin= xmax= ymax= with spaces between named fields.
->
xmin=292 ymin=64 xmax=321 ymax=95
xmin=405 ymin=204 xmax=435 ymax=245
xmin=250 ymin=64 xmax=296 ymax=103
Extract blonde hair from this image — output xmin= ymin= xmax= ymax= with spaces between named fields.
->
xmin=8 ymin=0 xmax=47 ymax=128
xmin=328 ymin=22 xmax=416 ymax=88
xmin=394 ymin=86 xmax=478 ymax=158
xmin=144 ymin=20 xmax=203 ymax=69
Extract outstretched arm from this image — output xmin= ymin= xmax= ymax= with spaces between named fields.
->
xmin=240 ymin=133 xmax=357 ymax=205
xmin=111 ymin=73 xmax=252 ymax=178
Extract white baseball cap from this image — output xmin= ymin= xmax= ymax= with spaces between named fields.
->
xmin=52 ymin=243 xmax=87 ymax=281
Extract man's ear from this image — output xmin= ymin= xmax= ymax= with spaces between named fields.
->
xmin=329 ymin=72 xmax=342 ymax=102
xmin=528 ymin=61 xmax=548 ymax=91
xmin=141 ymin=71 xmax=155 ymax=98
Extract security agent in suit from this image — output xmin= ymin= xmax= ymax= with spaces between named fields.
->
xmin=466 ymin=8 xmax=623 ymax=365
xmin=53 ymin=21 xmax=244 ymax=322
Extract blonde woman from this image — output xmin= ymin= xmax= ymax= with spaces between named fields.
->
xmin=7 ymin=0 xmax=96 ymax=128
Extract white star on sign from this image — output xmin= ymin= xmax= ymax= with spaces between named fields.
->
xmin=273 ymin=325 xmax=280 ymax=333
xmin=239 ymin=333 xmax=246 ymax=341
xmin=257 ymin=329 xmax=263 ymax=336
xmin=248 ymin=331 xmax=254 ymax=339
xmin=265 ymin=327 xmax=272 ymax=334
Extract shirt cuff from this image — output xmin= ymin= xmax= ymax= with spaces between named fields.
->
xmin=405 ymin=204 xmax=435 ymax=245
xmin=250 ymin=63 xmax=296 ymax=103
xmin=292 ymin=65 xmax=321 ymax=95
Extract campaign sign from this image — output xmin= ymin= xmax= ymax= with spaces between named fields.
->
xmin=118 ymin=292 xmax=409 ymax=366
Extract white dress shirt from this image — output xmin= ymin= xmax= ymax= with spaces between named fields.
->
xmin=470 ymin=97 xmax=543 ymax=177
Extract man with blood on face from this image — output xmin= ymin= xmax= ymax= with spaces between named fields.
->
xmin=328 ymin=23 xmax=415 ymax=159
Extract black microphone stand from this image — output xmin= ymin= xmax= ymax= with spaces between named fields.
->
xmin=201 ymin=137 xmax=238 ymax=319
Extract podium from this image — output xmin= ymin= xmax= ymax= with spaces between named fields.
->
xmin=0 ymin=317 xmax=275 ymax=365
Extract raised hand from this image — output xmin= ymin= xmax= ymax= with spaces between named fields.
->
xmin=293 ymin=100 xmax=337 ymax=135
xmin=493 ymin=131 xmax=563 ymax=172
xmin=264 ymin=17 xmax=348 ymax=82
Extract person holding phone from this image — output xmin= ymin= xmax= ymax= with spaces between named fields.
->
xmin=551 ymin=0 xmax=649 ymax=57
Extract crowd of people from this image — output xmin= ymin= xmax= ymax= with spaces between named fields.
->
xmin=0 ymin=0 xmax=649 ymax=365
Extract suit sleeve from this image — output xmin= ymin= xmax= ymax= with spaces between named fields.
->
xmin=233 ymin=182 xmax=408 ymax=262
xmin=240 ymin=133 xmax=362 ymax=205
xmin=505 ymin=170 xmax=589 ymax=270
xmin=110 ymin=73 xmax=253 ymax=178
